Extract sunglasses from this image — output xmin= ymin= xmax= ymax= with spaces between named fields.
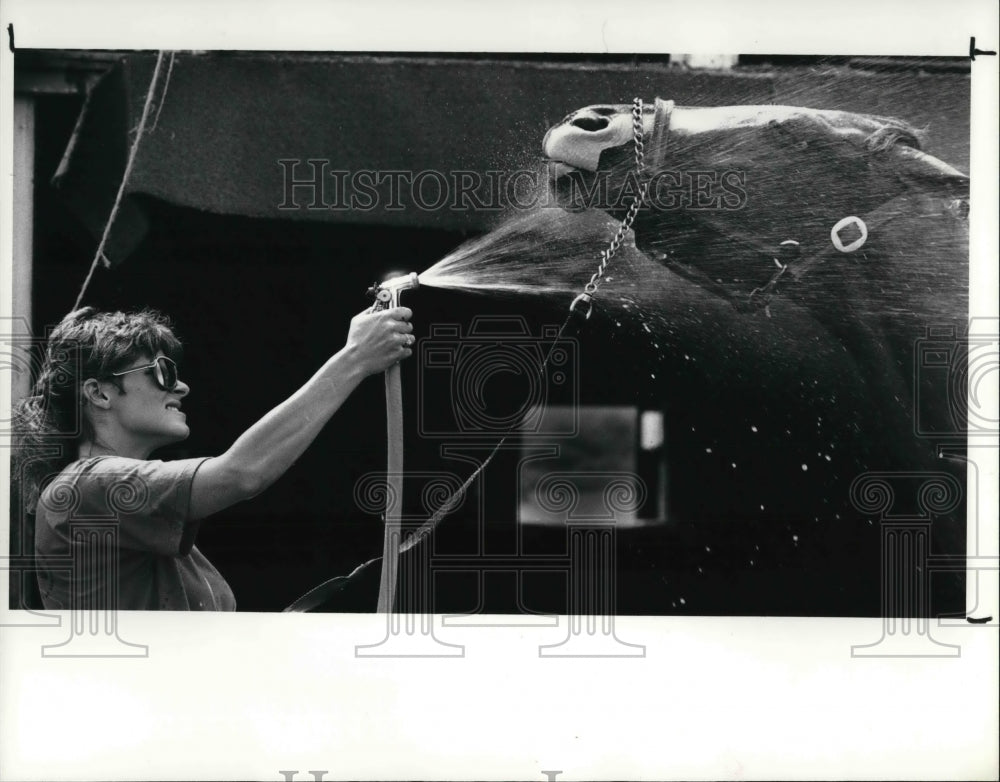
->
xmin=110 ymin=356 xmax=179 ymax=391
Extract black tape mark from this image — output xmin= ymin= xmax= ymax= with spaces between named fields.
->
xmin=966 ymin=616 xmax=993 ymax=624
xmin=969 ymin=37 xmax=997 ymax=61
xmin=7 ymin=23 xmax=14 ymax=53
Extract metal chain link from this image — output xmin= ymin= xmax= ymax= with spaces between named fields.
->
xmin=572 ymin=98 xmax=650 ymax=315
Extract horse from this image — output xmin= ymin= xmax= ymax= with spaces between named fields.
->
xmin=541 ymin=99 xmax=971 ymax=613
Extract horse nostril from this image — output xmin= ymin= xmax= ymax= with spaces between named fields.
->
xmin=571 ymin=114 xmax=610 ymax=132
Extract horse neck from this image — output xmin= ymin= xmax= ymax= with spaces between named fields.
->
xmin=636 ymin=205 xmax=968 ymax=459
xmin=791 ymin=218 xmax=969 ymax=445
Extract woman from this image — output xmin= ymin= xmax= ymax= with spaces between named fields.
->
xmin=12 ymin=304 xmax=414 ymax=610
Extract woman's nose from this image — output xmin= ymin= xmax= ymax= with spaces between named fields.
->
xmin=173 ymin=380 xmax=190 ymax=398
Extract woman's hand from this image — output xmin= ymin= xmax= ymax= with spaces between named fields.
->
xmin=344 ymin=306 xmax=415 ymax=376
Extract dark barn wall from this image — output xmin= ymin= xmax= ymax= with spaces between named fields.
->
xmin=52 ymin=53 xmax=970 ymax=249
xmin=22 ymin=53 xmax=970 ymax=614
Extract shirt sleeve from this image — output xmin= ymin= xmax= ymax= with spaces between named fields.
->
xmin=69 ymin=456 xmax=211 ymax=557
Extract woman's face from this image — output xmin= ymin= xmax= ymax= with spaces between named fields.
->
xmin=109 ymin=352 xmax=191 ymax=451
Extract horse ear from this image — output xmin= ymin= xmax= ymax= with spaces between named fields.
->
xmin=885 ymin=145 xmax=969 ymax=198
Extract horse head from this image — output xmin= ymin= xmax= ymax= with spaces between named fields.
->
xmin=544 ymin=99 xmax=968 ymax=315
xmin=544 ymin=97 xmax=969 ymax=431
xmin=541 ymin=100 xmax=970 ymax=557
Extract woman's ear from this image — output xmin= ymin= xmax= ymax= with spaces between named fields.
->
xmin=81 ymin=378 xmax=113 ymax=410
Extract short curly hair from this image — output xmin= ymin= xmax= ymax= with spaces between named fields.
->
xmin=11 ymin=306 xmax=183 ymax=509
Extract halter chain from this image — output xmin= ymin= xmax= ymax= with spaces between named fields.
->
xmin=570 ymin=97 xmax=650 ymax=318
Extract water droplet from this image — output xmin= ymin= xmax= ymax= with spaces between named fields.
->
xmin=793 ymin=534 xmax=799 ymax=542
xmin=705 ymin=546 xmax=712 ymax=552
xmin=679 ymin=597 xmax=686 ymax=605
xmin=760 ymin=504 xmax=765 ymax=510
xmin=801 ymin=464 xmax=808 ymax=471
xmin=705 ymin=447 xmax=713 ymax=454
xmin=824 ymin=455 xmax=831 ymax=462
xmin=750 ymin=425 xmax=758 ymax=433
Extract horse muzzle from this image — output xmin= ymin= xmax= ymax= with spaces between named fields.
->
xmin=542 ymin=97 xmax=674 ymax=173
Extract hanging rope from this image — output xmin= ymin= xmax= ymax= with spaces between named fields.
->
xmin=150 ymin=50 xmax=176 ymax=131
xmin=71 ymin=50 xmax=168 ymax=312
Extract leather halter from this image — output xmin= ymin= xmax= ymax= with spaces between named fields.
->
xmin=646 ymin=97 xmax=675 ymax=173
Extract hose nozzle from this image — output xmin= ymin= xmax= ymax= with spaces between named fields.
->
xmin=368 ymin=272 xmax=420 ymax=308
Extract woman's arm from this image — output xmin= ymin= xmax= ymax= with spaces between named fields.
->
xmin=188 ymin=306 xmax=413 ymax=519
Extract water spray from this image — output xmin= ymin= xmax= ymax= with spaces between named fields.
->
xmin=365 ymin=103 xmax=650 ymax=610
xmin=287 ymin=100 xmax=650 ymax=613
